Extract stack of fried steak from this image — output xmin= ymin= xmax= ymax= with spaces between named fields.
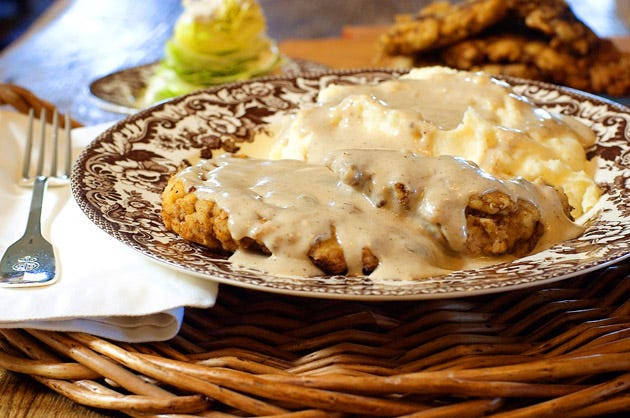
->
xmin=377 ymin=0 xmax=630 ymax=97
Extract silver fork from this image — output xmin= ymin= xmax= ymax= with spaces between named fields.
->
xmin=0 ymin=108 xmax=72 ymax=287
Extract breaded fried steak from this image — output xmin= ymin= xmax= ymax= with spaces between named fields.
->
xmin=506 ymin=0 xmax=599 ymax=55
xmin=376 ymin=0 xmax=630 ymax=96
xmin=379 ymin=0 xmax=508 ymax=55
xmin=162 ymin=150 xmax=581 ymax=279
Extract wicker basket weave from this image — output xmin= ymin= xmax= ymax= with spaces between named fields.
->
xmin=0 ymin=84 xmax=629 ymax=417
xmin=0 ymin=83 xmax=82 ymax=128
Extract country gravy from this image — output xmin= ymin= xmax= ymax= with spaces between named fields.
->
xmin=268 ymin=67 xmax=600 ymax=219
xmin=171 ymin=67 xmax=597 ymax=279
xmin=176 ymin=150 xmax=583 ymax=279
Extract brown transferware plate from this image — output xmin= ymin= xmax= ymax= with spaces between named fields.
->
xmin=72 ymin=69 xmax=630 ymax=300
xmin=88 ymin=58 xmax=329 ymax=114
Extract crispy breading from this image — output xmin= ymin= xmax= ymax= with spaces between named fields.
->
xmin=307 ymin=227 xmax=381 ymax=276
xmin=507 ymin=0 xmax=599 ymax=55
xmin=440 ymin=35 xmax=591 ymax=91
xmin=161 ymin=177 xmax=236 ymax=252
xmin=307 ymin=226 xmax=348 ymax=275
xmin=379 ymin=0 xmax=508 ymax=55
xmin=588 ymin=40 xmax=630 ymax=97
xmin=376 ymin=0 xmax=629 ymax=96
xmin=465 ymin=191 xmax=543 ymax=257
xmin=163 ymin=177 xmax=382 ymax=275
xmin=162 ymin=177 xmax=552 ymax=275
xmin=440 ymin=35 xmax=630 ymax=96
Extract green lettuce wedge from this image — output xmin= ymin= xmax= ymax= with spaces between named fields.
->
xmin=140 ymin=0 xmax=281 ymax=107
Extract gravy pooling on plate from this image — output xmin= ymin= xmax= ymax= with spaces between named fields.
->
xmin=162 ymin=66 xmax=598 ymax=280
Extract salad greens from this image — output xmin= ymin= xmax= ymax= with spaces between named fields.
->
xmin=141 ymin=0 xmax=281 ymax=106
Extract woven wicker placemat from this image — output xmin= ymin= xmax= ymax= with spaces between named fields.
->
xmin=0 ymin=262 xmax=627 ymax=417
xmin=0 ymin=83 xmax=82 ymax=128
xmin=0 ymin=84 xmax=628 ymax=417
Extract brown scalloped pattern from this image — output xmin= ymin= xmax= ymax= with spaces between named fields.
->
xmin=88 ymin=58 xmax=330 ymax=112
xmin=72 ymin=69 xmax=630 ymax=300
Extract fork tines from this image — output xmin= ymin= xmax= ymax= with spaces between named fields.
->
xmin=21 ymin=108 xmax=72 ymax=187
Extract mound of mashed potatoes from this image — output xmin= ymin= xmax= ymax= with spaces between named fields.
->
xmin=268 ymin=66 xmax=600 ymax=219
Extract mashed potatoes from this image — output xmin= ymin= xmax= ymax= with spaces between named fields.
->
xmin=268 ymin=66 xmax=600 ymax=218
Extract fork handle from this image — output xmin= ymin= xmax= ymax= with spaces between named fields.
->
xmin=23 ymin=176 xmax=49 ymax=236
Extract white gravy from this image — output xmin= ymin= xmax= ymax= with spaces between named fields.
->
xmin=267 ymin=67 xmax=599 ymax=219
xmin=176 ymin=149 xmax=583 ymax=279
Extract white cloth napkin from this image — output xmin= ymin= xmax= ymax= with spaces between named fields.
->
xmin=0 ymin=110 xmax=218 ymax=342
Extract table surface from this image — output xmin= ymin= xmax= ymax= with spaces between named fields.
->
xmin=1 ymin=0 xmax=629 ymax=416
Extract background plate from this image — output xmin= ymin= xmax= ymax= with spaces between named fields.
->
xmin=72 ymin=69 xmax=630 ymax=300
xmin=88 ymin=58 xmax=329 ymax=114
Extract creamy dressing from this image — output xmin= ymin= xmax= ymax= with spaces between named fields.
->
xmin=175 ymin=150 xmax=583 ymax=279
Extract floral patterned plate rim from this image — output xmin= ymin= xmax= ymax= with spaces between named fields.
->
xmin=72 ymin=69 xmax=630 ymax=300
xmin=88 ymin=58 xmax=329 ymax=115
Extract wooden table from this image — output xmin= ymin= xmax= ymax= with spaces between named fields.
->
xmin=1 ymin=1 xmax=629 ymax=417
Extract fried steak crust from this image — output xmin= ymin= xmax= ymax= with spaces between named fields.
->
xmin=377 ymin=0 xmax=629 ymax=96
xmin=162 ymin=176 xmax=552 ymax=276
xmin=380 ymin=0 xmax=508 ymax=56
